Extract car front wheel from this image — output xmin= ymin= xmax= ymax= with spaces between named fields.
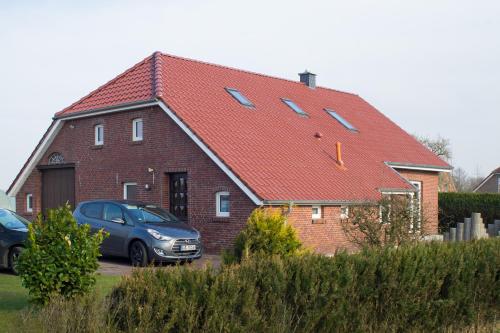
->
xmin=129 ymin=241 xmax=149 ymax=267
xmin=9 ymin=246 xmax=23 ymax=275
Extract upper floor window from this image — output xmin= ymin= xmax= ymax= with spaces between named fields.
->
xmin=94 ymin=124 xmax=104 ymax=145
xmin=225 ymin=88 xmax=254 ymax=107
xmin=48 ymin=152 xmax=64 ymax=165
xmin=312 ymin=205 xmax=322 ymax=219
xmin=133 ymin=118 xmax=143 ymax=141
xmin=282 ymin=98 xmax=308 ymax=116
xmin=216 ymin=191 xmax=230 ymax=217
xmin=26 ymin=194 xmax=33 ymax=213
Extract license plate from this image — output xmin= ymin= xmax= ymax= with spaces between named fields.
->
xmin=180 ymin=245 xmax=196 ymax=251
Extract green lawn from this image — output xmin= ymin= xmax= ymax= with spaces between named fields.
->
xmin=0 ymin=272 xmax=120 ymax=332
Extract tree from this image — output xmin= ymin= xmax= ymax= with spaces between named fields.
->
xmin=414 ymin=135 xmax=452 ymax=161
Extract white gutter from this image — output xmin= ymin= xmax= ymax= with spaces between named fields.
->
xmin=385 ymin=162 xmax=452 ymax=173
xmin=157 ymin=100 xmax=263 ymax=206
xmin=9 ymin=100 xmax=264 ymax=206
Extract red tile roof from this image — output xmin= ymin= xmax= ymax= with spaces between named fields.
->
xmin=56 ymin=52 xmax=451 ymax=202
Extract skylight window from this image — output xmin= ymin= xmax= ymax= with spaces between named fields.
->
xmin=226 ymin=88 xmax=254 ymax=107
xmin=282 ymin=99 xmax=308 ymax=116
xmin=325 ymin=109 xmax=357 ymax=132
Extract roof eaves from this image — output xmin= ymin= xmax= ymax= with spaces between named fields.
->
xmin=54 ymin=99 xmax=159 ymax=120
xmin=263 ymin=199 xmax=376 ymax=206
xmin=386 ymin=161 xmax=453 ymax=172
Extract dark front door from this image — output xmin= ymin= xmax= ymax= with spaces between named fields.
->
xmin=41 ymin=166 xmax=75 ymax=213
xmin=169 ymin=173 xmax=188 ymax=221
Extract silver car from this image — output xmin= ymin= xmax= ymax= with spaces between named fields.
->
xmin=73 ymin=200 xmax=202 ymax=266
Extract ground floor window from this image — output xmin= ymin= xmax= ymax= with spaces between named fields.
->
xmin=216 ymin=191 xmax=230 ymax=217
xmin=312 ymin=205 xmax=322 ymax=219
xmin=123 ymin=182 xmax=137 ymax=200
xmin=26 ymin=194 xmax=33 ymax=213
xmin=340 ymin=206 xmax=349 ymax=219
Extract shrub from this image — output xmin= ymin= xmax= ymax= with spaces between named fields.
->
xmin=439 ymin=192 xmax=500 ymax=230
xmin=109 ymin=238 xmax=500 ymax=333
xmin=341 ymin=196 xmax=427 ymax=249
xmin=224 ymin=208 xmax=302 ymax=263
xmin=17 ymin=204 xmax=107 ymax=305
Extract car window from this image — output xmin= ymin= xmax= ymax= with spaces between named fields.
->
xmin=103 ymin=204 xmax=123 ymax=222
xmin=123 ymin=205 xmax=174 ymax=223
xmin=0 ymin=209 xmax=29 ymax=230
xmin=81 ymin=203 xmax=103 ymax=219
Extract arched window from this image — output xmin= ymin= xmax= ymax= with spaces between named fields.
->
xmin=48 ymin=152 xmax=64 ymax=165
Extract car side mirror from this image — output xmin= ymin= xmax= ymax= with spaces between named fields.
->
xmin=111 ymin=217 xmax=125 ymax=224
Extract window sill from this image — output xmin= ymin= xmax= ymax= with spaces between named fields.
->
xmin=91 ymin=145 xmax=103 ymax=150
xmin=312 ymin=218 xmax=326 ymax=224
xmin=130 ymin=141 xmax=143 ymax=146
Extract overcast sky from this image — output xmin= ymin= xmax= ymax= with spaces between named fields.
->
xmin=0 ymin=0 xmax=499 ymax=191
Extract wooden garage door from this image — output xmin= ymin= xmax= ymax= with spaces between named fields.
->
xmin=41 ymin=167 xmax=75 ymax=213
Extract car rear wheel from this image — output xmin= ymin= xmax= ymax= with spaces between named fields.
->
xmin=129 ymin=241 xmax=149 ymax=267
xmin=9 ymin=246 xmax=23 ymax=275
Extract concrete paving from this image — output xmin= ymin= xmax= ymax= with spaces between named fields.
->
xmin=97 ymin=254 xmax=222 ymax=276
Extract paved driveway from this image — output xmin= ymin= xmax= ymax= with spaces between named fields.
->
xmin=98 ymin=254 xmax=222 ymax=276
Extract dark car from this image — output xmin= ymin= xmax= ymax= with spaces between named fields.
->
xmin=0 ymin=209 xmax=29 ymax=274
xmin=73 ymin=200 xmax=202 ymax=266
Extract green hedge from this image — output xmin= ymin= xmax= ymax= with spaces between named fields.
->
xmin=109 ymin=239 xmax=500 ymax=333
xmin=439 ymin=192 xmax=500 ymax=230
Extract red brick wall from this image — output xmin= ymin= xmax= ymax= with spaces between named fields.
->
xmin=396 ymin=169 xmax=439 ymax=235
xmin=285 ymin=206 xmax=355 ymax=254
xmin=16 ymin=106 xmax=257 ymax=253
xmin=14 ymin=105 xmax=441 ymax=254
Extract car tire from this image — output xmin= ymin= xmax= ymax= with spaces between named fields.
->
xmin=9 ymin=246 xmax=23 ymax=275
xmin=129 ymin=241 xmax=149 ymax=267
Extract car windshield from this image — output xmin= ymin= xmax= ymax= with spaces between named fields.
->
xmin=0 ymin=209 xmax=30 ymax=230
xmin=123 ymin=204 xmax=179 ymax=224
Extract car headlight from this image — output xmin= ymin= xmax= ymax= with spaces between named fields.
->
xmin=147 ymin=229 xmax=172 ymax=241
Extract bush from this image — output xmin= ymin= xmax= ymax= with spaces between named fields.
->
xmin=341 ymin=196 xmax=426 ymax=249
xmin=17 ymin=204 xmax=107 ymax=304
xmin=109 ymin=238 xmax=500 ymax=333
xmin=224 ymin=208 xmax=302 ymax=263
xmin=439 ymin=192 xmax=500 ymax=230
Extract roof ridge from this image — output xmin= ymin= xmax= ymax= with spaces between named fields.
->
xmin=160 ymin=52 xmax=358 ymax=97
xmin=152 ymin=51 xmax=165 ymax=98
xmin=55 ymin=53 xmax=154 ymax=117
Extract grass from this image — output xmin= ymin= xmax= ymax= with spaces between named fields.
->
xmin=0 ymin=271 xmax=120 ymax=332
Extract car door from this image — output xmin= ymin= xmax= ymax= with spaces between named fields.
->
xmin=101 ymin=203 xmax=133 ymax=256
xmin=79 ymin=202 xmax=109 ymax=253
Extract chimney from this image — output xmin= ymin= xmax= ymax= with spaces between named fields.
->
xmin=299 ymin=70 xmax=316 ymax=89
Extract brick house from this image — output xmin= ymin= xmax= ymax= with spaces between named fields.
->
xmin=473 ymin=167 xmax=500 ymax=193
xmin=8 ymin=52 xmax=451 ymax=253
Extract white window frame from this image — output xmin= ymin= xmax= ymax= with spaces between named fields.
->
xmin=132 ymin=118 xmax=143 ymax=141
xmin=311 ymin=205 xmax=322 ymax=220
xmin=216 ymin=191 xmax=230 ymax=217
xmin=340 ymin=206 xmax=349 ymax=219
xmin=123 ymin=182 xmax=137 ymax=200
xmin=94 ymin=124 xmax=104 ymax=145
xmin=410 ymin=180 xmax=422 ymax=230
xmin=26 ymin=194 xmax=33 ymax=213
